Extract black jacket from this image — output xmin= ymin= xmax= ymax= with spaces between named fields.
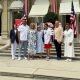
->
xmin=10 ymin=29 xmax=19 ymax=44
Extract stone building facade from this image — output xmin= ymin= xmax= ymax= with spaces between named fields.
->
xmin=0 ymin=0 xmax=35 ymax=39
xmin=0 ymin=0 xmax=80 ymax=40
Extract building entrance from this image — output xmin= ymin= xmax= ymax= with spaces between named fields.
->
xmin=66 ymin=15 xmax=70 ymax=23
xmin=12 ymin=11 xmax=23 ymax=27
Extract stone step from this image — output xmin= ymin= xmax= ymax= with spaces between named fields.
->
xmin=8 ymin=46 xmax=80 ymax=49
xmin=0 ymin=76 xmax=33 ymax=80
xmin=1 ymin=49 xmax=80 ymax=54
xmin=0 ymin=42 xmax=80 ymax=57
xmin=0 ymin=53 xmax=80 ymax=60
xmin=5 ymin=49 xmax=80 ymax=54
xmin=7 ymin=45 xmax=80 ymax=50
xmin=0 ymin=74 xmax=80 ymax=80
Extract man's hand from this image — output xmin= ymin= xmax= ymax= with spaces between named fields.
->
xmin=58 ymin=41 xmax=61 ymax=44
xmin=57 ymin=40 xmax=61 ymax=44
xmin=69 ymin=42 xmax=72 ymax=46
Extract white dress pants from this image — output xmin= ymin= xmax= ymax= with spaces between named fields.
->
xmin=11 ymin=41 xmax=17 ymax=59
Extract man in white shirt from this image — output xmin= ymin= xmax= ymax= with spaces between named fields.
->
xmin=18 ymin=16 xmax=29 ymax=60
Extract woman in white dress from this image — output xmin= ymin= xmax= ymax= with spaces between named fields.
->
xmin=64 ymin=23 xmax=74 ymax=61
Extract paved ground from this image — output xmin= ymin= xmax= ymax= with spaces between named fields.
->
xmin=0 ymin=55 xmax=80 ymax=80
xmin=0 ymin=76 xmax=34 ymax=80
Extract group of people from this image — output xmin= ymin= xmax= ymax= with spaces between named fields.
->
xmin=10 ymin=16 xmax=74 ymax=61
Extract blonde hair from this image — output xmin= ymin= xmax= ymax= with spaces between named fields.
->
xmin=30 ymin=23 xmax=36 ymax=29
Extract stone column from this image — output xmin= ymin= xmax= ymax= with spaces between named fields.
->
xmin=73 ymin=14 xmax=79 ymax=42
xmin=2 ymin=0 xmax=8 ymax=38
xmin=76 ymin=14 xmax=79 ymax=42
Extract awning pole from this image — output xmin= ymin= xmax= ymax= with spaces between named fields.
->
xmin=42 ymin=17 xmax=43 ymax=23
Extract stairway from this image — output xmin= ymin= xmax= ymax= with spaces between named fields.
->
xmin=0 ymin=42 xmax=80 ymax=60
xmin=0 ymin=41 xmax=80 ymax=80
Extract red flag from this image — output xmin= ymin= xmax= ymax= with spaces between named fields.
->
xmin=15 ymin=19 xmax=22 ymax=27
xmin=70 ymin=1 xmax=77 ymax=38
xmin=50 ymin=0 xmax=57 ymax=13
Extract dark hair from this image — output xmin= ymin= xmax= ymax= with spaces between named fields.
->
xmin=66 ymin=23 xmax=70 ymax=26
xmin=65 ymin=23 xmax=70 ymax=29
xmin=44 ymin=23 xmax=48 ymax=26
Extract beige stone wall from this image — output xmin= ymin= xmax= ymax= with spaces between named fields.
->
xmin=0 ymin=0 xmax=38 ymax=39
xmin=1 ymin=0 xmax=23 ymax=38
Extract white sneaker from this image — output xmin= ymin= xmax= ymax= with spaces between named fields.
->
xmin=65 ymin=59 xmax=69 ymax=62
xmin=18 ymin=57 xmax=21 ymax=60
xmin=46 ymin=56 xmax=50 ymax=61
xmin=68 ymin=59 xmax=72 ymax=62
xmin=24 ymin=57 xmax=27 ymax=60
xmin=12 ymin=57 xmax=15 ymax=60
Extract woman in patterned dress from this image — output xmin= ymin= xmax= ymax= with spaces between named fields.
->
xmin=28 ymin=23 xmax=37 ymax=60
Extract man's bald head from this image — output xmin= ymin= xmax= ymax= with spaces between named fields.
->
xmin=55 ymin=21 xmax=59 ymax=28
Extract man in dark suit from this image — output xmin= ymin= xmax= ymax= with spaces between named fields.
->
xmin=10 ymin=24 xmax=19 ymax=60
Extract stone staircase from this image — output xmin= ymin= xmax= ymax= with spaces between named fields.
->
xmin=0 ymin=42 xmax=80 ymax=60
xmin=0 ymin=40 xmax=80 ymax=80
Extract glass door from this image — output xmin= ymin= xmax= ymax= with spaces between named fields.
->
xmin=12 ymin=11 xmax=23 ymax=27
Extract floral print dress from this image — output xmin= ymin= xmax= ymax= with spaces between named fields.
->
xmin=28 ymin=29 xmax=37 ymax=55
